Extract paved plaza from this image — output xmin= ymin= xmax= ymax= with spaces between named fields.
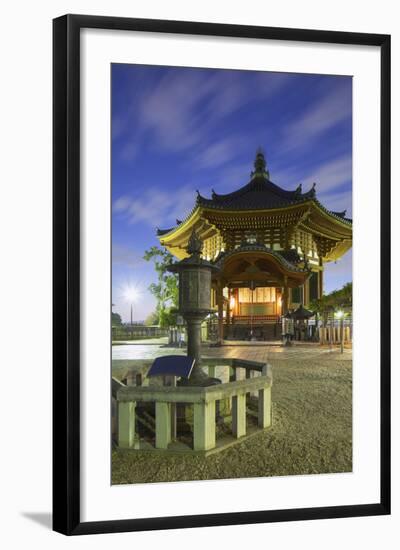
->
xmin=112 ymin=340 xmax=352 ymax=485
xmin=112 ymin=339 xmax=351 ymax=364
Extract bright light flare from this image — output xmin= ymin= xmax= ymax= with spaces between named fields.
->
xmin=122 ymin=285 xmax=141 ymax=303
xmin=335 ymin=310 xmax=344 ymax=319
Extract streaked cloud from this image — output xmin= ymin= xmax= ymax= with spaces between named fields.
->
xmin=112 ymin=243 xmax=146 ymax=269
xmin=304 ymin=154 xmax=352 ymax=194
xmin=113 ymin=67 xmax=292 ymax=164
xmin=273 ymin=153 xmax=352 ymax=213
xmin=281 ymin=81 xmax=352 ymax=153
xmin=318 ymin=190 xmax=352 ymax=217
xmin=113 ymin=184 xmax=197 ymax=228
xmin=195 ymin=137 xmax=245 ymax=170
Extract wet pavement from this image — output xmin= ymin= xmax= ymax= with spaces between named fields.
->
xmin=112 ymin=340 xmax=352 ymax=363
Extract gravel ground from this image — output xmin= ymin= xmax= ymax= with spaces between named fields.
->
xmin=112 ymin=347 xmax=352 ymax=484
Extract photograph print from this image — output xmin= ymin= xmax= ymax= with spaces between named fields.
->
xmin=111 ymin=63 xmax=352 ymax=485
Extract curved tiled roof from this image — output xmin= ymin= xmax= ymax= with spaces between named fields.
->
xmin=156 ymin=151 xmax=352 ymax=237
xmin=157 ymin=227 xmax=177 ymax=236
xmin=329 ymin=210 xmax=352 ymax=223
xmin=196 ymin=174 xmax=316 ymax=211
xmin=313 ymin=199 xmax=352 ymax=225
xmin=213 ymin=243 xmax=309 ymax=274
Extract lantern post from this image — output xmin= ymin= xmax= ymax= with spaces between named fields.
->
xmin=168 ymin=230 xmax=220 ymax=386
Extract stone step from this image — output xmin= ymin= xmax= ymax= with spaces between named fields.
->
xmin=225 ymin=323 xmax=282 ymax=341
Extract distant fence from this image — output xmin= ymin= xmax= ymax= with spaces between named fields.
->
xmin=112 ymin=325 xmax=169 ymax=341
xmin=112 ymin=318 xmax=352 ymax=344
xmin=283 ymin=317 xmax=352 ymax=343
xmin=317 ymin=317 xmax=352 ymax=344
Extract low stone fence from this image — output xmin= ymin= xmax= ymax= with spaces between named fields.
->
xmin=114 ymin=358 xmax=272 ymax=455
xmin=112 ymin=325 xmax=169 ymax=341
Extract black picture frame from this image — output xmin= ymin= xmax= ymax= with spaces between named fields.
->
xmin=53 ymin=14 xmax=391 ymax=535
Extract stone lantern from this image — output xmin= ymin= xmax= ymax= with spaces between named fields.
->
xmin=168 ymin=230 xmax=220 ymax=386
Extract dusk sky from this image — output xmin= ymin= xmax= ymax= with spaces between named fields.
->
xmin=112 ymin=64 xmax=352 ymax=323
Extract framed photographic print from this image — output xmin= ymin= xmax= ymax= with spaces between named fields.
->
xmin=53 ymin=14 xmax=391 ymax=535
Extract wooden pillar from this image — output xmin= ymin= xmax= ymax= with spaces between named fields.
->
xmin=304 ymin=278 xmax=309 ymax=307
xmin=235 ymin=288 xmax=239 ymax=316
xmin=225 ymin=288 xmax=231 ymax=339
xmin=282 ymin=276 xmax=289 ymax=315
xmin=118 ymin=401 xmax=136 ymax=448
xmin=232 ymin=394 xmax=246 ymax=438
xmin=217 ymin=280 xmax=224 ymax=343
xmin=193 ymin=401 xmax=216 ymax=451
xmin=319 ymin=261 xmax=324 ymax=298
xmin=155 ymin=402 xmax=172 ymax=449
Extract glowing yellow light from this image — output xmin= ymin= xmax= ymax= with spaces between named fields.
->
xmin=335 ymin=310 xmax=344 ymax=319
xmin=229 ymin=296 xmax=235 ymax=309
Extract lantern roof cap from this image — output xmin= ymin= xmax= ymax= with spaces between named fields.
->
xmin=285 ymin=304 xmax=315 ymax=319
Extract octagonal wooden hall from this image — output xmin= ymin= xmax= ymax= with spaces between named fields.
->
xmin=157 ymin=149 xmax=352 ymax=341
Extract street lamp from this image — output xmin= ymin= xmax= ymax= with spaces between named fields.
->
xmin=122 ymin=285 xmax=140 ymax=336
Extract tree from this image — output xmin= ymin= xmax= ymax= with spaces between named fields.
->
xmin=144 ymin=310 xmax=159 ymax=326
xmin=310 ymin=282 xmax=352 ymax=325
xmin=159 ymin=307 xmax=179 ymax=328
xmin=143 ymin=246 xmax=179 ymax=327
xmin=112 ymin=311 xmax=122 ymax=326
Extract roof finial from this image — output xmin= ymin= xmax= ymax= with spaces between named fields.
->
xmin=295 ymin=183 xmax=302 ymax=195
xmin=255 ymin=147 xmax=266 ymax=171
xmin=252 ymin=147 xmax=270 ymax=179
